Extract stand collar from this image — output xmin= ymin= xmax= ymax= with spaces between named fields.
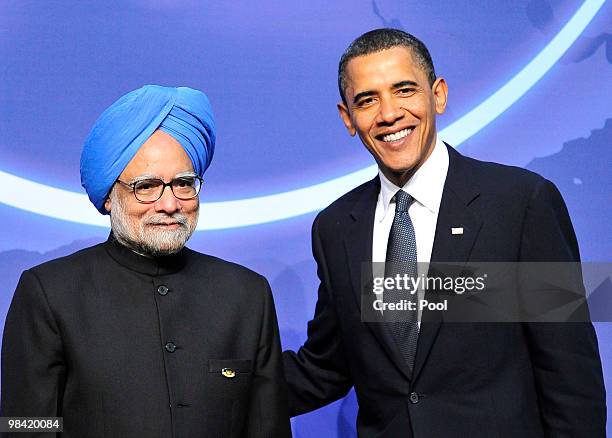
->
xmin=104 ymin=233 xmax=187 ymax=276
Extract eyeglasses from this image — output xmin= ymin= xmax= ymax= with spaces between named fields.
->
xmin=116 ymin=175 xmax=203 ymax=203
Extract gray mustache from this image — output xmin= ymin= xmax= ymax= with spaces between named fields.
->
xmin=145 ymin=214 xmax=189 ymax=226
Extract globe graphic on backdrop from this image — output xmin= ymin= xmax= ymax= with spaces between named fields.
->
xmin=1 ymin=0 xmax=606 ymax=230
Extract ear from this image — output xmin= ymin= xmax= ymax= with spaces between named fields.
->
xmin=104 ymin=197 xmax=112 ymax=213
xmin=432 ymin=77 xmax=448 ymax=115
xmin=337 ymin=102 xmax=356 ymax=136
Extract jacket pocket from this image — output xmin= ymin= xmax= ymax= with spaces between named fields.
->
xmin=208 ymin=359 xmax=252 ymax=375
xmin=206 ymin=359 xmax=253 ymax=399
xmin=206 ymin=359 xmax=253 ymax=436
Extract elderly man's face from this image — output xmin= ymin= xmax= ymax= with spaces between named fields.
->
xmin=104 ymin=130 xmax=199 ymax=256
xmin=338 ymin=46 xmax=447 ymax=187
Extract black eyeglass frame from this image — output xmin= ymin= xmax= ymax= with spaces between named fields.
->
xmin=115 ymin=175 xmax=203 ymax=203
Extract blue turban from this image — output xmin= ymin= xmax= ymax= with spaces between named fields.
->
xmin=80 ymin=85 xmax=216 ymax=214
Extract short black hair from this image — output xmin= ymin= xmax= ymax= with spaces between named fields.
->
xmin=338 ymin=28 xmax=436 ymax=105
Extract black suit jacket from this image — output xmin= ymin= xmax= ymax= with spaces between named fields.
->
xmin=2 ymin=236 xmax=292 ymax=438
xmin=283 ymin=145 xmax=606 ymax=437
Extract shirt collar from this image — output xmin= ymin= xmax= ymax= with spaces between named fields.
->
xmin=377 ymin=136 xmax=449 ymax=222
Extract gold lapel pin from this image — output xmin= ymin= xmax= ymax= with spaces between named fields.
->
xmin=221 ymin=368 xmax=236 ymax=379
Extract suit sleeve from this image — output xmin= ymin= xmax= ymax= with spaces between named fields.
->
xmin=1 ymin=270 xmax=65 ymax=421
xmin=244 ymin=275 xmax=292 ymax=438
xmin=282 ymin=215 xmax=352 ymax=417
xmin=519 ymin=178 xmax=606 ymax=437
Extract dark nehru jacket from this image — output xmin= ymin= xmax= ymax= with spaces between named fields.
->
xmin=1 ymin=235 xmax=291 ymax=438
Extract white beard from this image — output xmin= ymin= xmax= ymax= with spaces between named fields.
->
xmin=108 ymin=187 xmax=198 ymax=257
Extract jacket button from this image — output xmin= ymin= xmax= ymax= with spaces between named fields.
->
xmin=157 ymin=285 xmax=169 ymax=296
xmin=409 ymin=392 xmax=420 ymax=404
xmin=164 ymin=342 xmax=176 ymax=353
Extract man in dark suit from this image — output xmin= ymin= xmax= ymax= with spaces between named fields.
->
xmin=283 ymin=28 xmax=606 ymax=437
xmin=1 ymin=85 xmax=291 ymax=437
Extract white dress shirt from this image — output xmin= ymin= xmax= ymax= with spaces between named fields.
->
xmin=372 ymin=137 xmax=449 ymax=324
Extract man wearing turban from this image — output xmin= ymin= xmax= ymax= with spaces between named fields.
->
xmin=1 ymin=85 xmax=292 ymax=437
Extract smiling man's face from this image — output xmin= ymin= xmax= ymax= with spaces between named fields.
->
xmin=338 ymin=46 xmax=448 ymax=186
xmin=104 ymin=130 xmax=199 ymax=256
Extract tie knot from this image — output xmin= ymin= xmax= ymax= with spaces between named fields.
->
xmin=394 ymin=190 xmax=412 ymax=212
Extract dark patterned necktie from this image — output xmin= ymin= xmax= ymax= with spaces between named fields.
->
xmin=385 ymin=189 xmax=419 ymax=374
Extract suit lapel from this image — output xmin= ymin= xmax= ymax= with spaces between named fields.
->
xmin=343 ymin=178 xmax=414 ymax=381
xmin=412 ymin=145 xmax=483 ymax=382
xmin=344 ymin=179 xmax=377 ymax=312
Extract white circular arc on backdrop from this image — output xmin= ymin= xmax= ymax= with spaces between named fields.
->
xmin=0 ymin=0 xmax=605 ymax=230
